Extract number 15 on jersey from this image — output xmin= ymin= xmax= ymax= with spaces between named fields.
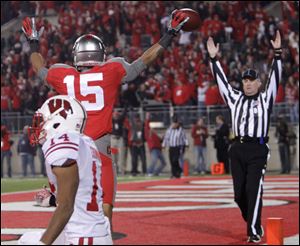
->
xmin=64 ymin=73 xmax=104 ymax=111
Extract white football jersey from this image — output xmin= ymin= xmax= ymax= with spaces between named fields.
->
xmin=42 ymin=131 xmax=108 ymax=238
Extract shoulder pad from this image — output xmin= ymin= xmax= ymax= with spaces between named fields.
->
xmin=43 ymin=132 xmax=80 ymax=166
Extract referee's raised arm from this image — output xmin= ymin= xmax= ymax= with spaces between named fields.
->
xmin=264 ymin=30 xmax=282 ymax=105
xmin=207 ymin=37 xmax=242 ymax=108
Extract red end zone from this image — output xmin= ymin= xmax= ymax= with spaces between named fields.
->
xmin=1 ymin=175 xmax=299 ymax=245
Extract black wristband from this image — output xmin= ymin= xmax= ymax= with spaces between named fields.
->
xmin=274 ymin=47 xmax=282 ymax=54
xmin=210 ymin=56 xmax=217 ymax=62
xmin=158 ymin=31 xmax=176 ymax=49
xmin=274 ymin=48 xmax=282 ymax=58
xmin=49 ymin=194 xmax=57 ymax=207
xmin=29 ymin=40 xmax=39 ymax=53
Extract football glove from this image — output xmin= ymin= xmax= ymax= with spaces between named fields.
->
xmin=159 ymin=9 xmax=190 ymax=49
xmin=34 ymin=185 xmax=56 ymax=207
xmin=168 ymin=9 xmax=190 ymax=34
xmin=22 ymin=17 xmax=44 ymax=41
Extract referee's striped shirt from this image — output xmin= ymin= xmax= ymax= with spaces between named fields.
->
xmin=209 ymin=56 xmax=282 ymax=138
xmin=162 ymin=126 xmax=189 ymax=147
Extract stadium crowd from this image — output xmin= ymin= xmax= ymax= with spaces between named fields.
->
xmin=1 ymin=1 xmax=299 ymax=119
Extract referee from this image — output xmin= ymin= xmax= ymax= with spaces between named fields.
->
xmin=162 ymin=116 xmax=189 ymax=178
xmin=207 ymin=30 xmax=282 ymax=243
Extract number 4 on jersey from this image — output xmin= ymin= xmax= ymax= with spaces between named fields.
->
xmin=50 ymin=134 xmax=70 ymax=146
xmin=58 ymin=134 xmax=70 ymax=142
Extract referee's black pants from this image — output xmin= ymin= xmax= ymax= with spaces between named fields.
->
xmin=229 ymin=141 xmax=269 ymax=237
xmin=169 ymin=147 xmax=182 ymax=178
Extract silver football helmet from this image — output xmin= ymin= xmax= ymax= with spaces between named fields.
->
xmin=72 ymin=34 xmax=106 ymax=68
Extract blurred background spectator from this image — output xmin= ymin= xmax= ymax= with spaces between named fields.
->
xmin=1 ymin=124 xmax=13 ymax=178
xmin=191 ymin=117 xmax=208 ymax=174
xmin=37 ymin=143 xmax=46 ymax=177
xmin=127 ymin=112 xmax=147 ymax=176
xmin=111 ymin=107 xmax=128 ymax=174
xmin=144 ymin=112 xmax=167 ymax=176
xmin=275 ymin=115 xmax=291 ymax=174
xmin=285 ymin=75 xmax=299 ymax=123
xmin=212 ymin=115 xmax=230 ymax=174
xmin=17 ymin=126 xmax=36 ymax=177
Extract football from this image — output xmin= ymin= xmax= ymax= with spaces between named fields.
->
xmin=178 ymin=8 xmax=201 ymax=32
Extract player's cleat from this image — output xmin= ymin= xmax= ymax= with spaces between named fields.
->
xmin=247 ymin=235 xmax=261 ymax=243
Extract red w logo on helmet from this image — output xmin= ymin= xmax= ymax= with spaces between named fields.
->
xmin=48 ymin=98 xmax=73 ymax=119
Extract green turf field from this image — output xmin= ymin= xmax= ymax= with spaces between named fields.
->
xmin=1 ymin=178 xmax=49 ymax=193
xmin=1 ymin=175 xmax=169 ymax=193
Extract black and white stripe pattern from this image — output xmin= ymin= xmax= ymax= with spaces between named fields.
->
xmin=209 ymin=57 xmax=282 ymax=138
xmin=162 ymin=127 xmax=188 ymax=147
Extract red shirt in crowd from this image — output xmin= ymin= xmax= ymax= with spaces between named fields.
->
xmin=12 ymin=93 xmax=21 ymax=111
xmin=172 ymin=84 xmax=191 ymax=105
xmin=1 ymin=126 xmax=11 ymax=151
xmin=205 ymin=84 xmax=222 ymax=106
xmin=144 ymin=120 xmax=162 ymax=150
xmin=191 ymin=124 xmax=208 ymax=147
xmin=1 ymin=85 xmax=13 ymax=110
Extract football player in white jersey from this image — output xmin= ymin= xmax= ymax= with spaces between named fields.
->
xmin=18 ymin=95 xmax=112 ymax=245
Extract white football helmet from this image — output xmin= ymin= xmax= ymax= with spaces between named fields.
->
xmin=28 ymin=95 xmax=87 ymax=145
xmin=72 ymin=34 xmax=106 ymax=68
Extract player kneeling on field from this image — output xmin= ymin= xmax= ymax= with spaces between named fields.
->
xmin=18 ymin=95 xmax=112 ymax=245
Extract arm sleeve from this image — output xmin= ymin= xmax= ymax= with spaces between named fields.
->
xmin=37 ymin=67 xmax=49 ymax=83
xmin=108 ymin=57 xmax=147 ymax=83
xmin=264 ymin=57 xmax=282 ymax=105
xmin=209 ymin=58 xmax=242 ymax=107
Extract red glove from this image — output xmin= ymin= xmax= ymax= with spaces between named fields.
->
xmin=168 ymin=10 xmax=190 ymax=34
xmin=22 ymin=17 xmax=44 ymax=41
